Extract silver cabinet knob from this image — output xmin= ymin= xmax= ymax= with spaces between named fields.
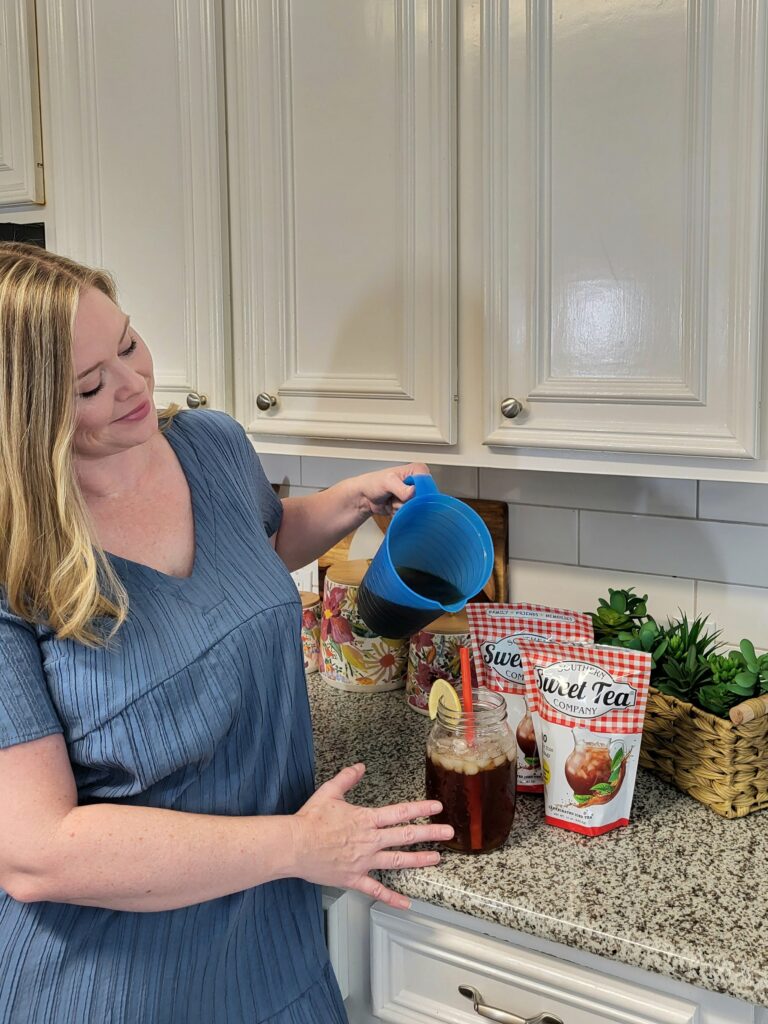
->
xmin=501 ymin=397 xmax=524 ymax=419
xmin=256 ymin=392 xmax=278 ymax=411
xmin=459 ymin=986 xmax=563 ymax=1024
xmin=186 ymin=392 xmax=208 ymax=409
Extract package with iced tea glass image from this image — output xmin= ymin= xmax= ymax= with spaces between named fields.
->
xmin=516 ymin=639 xmax=652 ymax=836
xmin=466 ymin=604 xmax=593 ymax=793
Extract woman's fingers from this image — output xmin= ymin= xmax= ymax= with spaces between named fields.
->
xmin=354 ymin=875 xmax=411 ymax=911
xmin=372 ymin=850 xmax=442 ymax=871
xmin=375 ymin=822 xmax=454 ymax=849
xmin=371 ymin=800 xmax=443 ymax=829
xmin=313 ymin=763 xmax=366 ymax=801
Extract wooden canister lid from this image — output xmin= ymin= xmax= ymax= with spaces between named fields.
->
xmin=325 ymin=559 xmax=371 ymax=586
xmin=421 ymin=608 xmax=469 ymax=634
xmin=299 ymin=591 xmax=321 ymax=608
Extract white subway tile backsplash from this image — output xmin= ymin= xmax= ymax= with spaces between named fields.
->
xmin=696 ymin=581 xmax=768 ymax=650
xmin=698 ymin=481 xmax=768 ymax=525
xmin=508 ymin=505 xmax=578 ymax=565
xmin=255 ymin=452 xmax=301 ymax=486
xmin=480 ymin=469 xmax=696 ymax=517
xmin=272 ymin=483 xmax=321 ymax=499
xmin=580 ymin=511 xmax=768 ymax=588
xmin=261 ymin=454 xmax=768 ymax=626
xmin=430 ymin=465 xmax=479 ymax=498
xmin=508 ymin=559 xmax=695 ymax=622
xmin=301 ymin=457 xmax=398 ymax=487
xmin=300 ymin=456 xmax=478 ymax=498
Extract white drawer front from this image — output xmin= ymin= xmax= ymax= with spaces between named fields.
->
xmin=370 ymin=904 xmax=749 ymax=1024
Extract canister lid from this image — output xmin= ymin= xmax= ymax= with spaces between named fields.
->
xmin=325 ymin=559 xmax=371 ymax=586
xmin=299 ymin=591 xmax=321 ymax=608
xmin=421 ymin=608 xmax=469 ymax=635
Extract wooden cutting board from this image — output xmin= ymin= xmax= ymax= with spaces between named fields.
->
xmin=317 ymin=498 xmax=509 ymax=603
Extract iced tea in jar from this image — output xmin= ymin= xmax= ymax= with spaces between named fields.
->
xmin=425 ymin=688 xmax=516 ymax=853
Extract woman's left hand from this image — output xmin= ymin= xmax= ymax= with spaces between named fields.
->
xmin=354 ymin=462 xmax=430 ymax=518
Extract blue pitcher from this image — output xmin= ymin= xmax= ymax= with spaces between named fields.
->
xmin=357 ymin=475 xmax=494 ymax=639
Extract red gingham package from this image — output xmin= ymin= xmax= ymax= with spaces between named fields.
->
xmin=517 ymin=639 xmax=652 ymax=837
xmin=466 ymin=604 xmax=593 ymax=793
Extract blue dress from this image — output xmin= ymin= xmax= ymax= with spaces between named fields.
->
xmin=0 ymin=411 xmax=347 ymax=1024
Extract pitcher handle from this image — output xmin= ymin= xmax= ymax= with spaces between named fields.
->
xmin=404 ymin=473 xmax=439 ymax=498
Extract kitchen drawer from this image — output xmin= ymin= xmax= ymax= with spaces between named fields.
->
xmin=370 ymin=904 xmax=753 ymax=1024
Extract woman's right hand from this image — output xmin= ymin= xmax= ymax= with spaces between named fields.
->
xmin=289 ymin=763 xmax=453 ymax=909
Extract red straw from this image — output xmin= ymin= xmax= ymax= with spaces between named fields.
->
xmin=459 ymin=647 xmax=483 ymax=851
xmin=459 ymin=647 xmax=475 ymax=744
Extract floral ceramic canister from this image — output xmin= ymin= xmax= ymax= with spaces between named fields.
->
xmin=299 ymin=591 xmax=322 ymax=674
xmin=321 ymin=559 xmax=408 ymax=692
xmin=406 ymin=610 xmax=471 ymax=714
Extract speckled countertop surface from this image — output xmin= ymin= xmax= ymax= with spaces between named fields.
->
xmin=307 ymin=675 xmax=768 ymax=1008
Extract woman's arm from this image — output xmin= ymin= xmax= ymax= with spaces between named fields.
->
xmin=0 ymin=734 xmax=450 ymax=913
xmin=273 ymin=463 xmax=429 ymax=571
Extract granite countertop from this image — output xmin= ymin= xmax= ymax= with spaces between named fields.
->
xmin=307 ymin=674 xmax=768 ymax=1009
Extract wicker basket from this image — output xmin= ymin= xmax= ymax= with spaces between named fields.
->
xmin=639 ymin=686 xmax=768 ymax=818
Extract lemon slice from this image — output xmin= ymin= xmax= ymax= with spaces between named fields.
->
xmin=428 ymin=678 xmax=462 ymax=721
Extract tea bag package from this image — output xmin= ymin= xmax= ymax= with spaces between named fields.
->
xmin=517 ymin=639 xmax=652 ymax=835
xmin=466 ymin=604 xmax=593 ymax=792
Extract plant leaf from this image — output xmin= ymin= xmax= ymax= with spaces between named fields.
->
xmin=590 ymin=782 xmax=614 ymax=795
xmin=740 ymin=638 xmax=759 ymax=671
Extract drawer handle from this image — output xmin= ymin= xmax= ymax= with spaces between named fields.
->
xmin=459 ymin=985 xmax=564 ymax=1024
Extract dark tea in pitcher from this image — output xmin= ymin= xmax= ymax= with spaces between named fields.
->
xmin=358 ymin=567 xmax=464 ymax=639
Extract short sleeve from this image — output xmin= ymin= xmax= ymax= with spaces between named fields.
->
xmin=239 ymin=435 xmax=283 ymax=538
xmin=0 ymin=606 xmax=64 ymax=749
xmin=188 ymin=410 xmax=283 ymax=538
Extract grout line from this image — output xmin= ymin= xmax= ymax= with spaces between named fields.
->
xmin=577 ymin=509 xmax=581 ymax=564
xmin=498 ymin=502 xmax=700 ymax=521
xmin=695 ymin=480 xmax=700 ymax=519
xmin=575 ymin=560 xmax=767 ymax=590
xmin=513 ymin=557 xmax=768 ymax=595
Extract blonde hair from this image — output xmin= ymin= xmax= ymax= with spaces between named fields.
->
xmin=0 ymin=242 xmax=175 ymax=645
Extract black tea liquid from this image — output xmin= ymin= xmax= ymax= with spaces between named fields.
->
xmin=357 ymin=566 xmax=464 ymax=638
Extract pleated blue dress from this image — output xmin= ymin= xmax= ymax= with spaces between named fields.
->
xmin=0 ymin=410 xmax=347 ymax=1024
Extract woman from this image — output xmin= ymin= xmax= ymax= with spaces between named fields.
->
xmin=0 ymin=243 xmax=452 ymax=1023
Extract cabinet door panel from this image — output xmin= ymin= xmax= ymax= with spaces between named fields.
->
xmin=227 ymin=0 xmax=457 ymax=444
xmin=484 ymin=0 xmax=767 ymax=457
xmin=0 ymin=0 xmax=43 ymax=204
xmin=371 ymin=904 xmax=705 ymax=1024
xmin=39 ymin=0 xmax=228 ymax=411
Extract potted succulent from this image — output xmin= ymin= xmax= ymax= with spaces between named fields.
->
xmin=590 ymin=589 xmax=768 ymax=819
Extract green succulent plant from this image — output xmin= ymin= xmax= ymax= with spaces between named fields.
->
xmin=696 ymin=640 xmax=768 ymax=717
xmin=654 ymin=614 xmax=722 ymax=703
xmin=605 ymin=617 xmax=668 ymax=670
xmin=730 ymin=639 xmax=768 ymax=696
xmin=590 ymin=588 xmax=768 ymax=718
xmin=590 ymin=588 xmax=649 ymax=643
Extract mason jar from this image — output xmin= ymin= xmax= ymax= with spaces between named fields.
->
xmin=425 ymin=688 xmax=517 ymax=853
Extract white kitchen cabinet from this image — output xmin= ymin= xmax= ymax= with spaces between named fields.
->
xmin=0 ymin=0 xmax=44 ymax=204
xmin=229 ymin=0 xmax=768 ymax=471
xmin=482 ymin=0 xmax=768 ymax=458
xmin=23 ymin=1 xmax=768 ymax=475
xmin=225 ymin=0 xmax=457 ymax=445
xmin=369 ymin=901 xmax=758 ymax=1024
xmin=319 ymin=891 xmax=763 ymax=1024
xmin=34 ymin=0 xmax=228 ymax=412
